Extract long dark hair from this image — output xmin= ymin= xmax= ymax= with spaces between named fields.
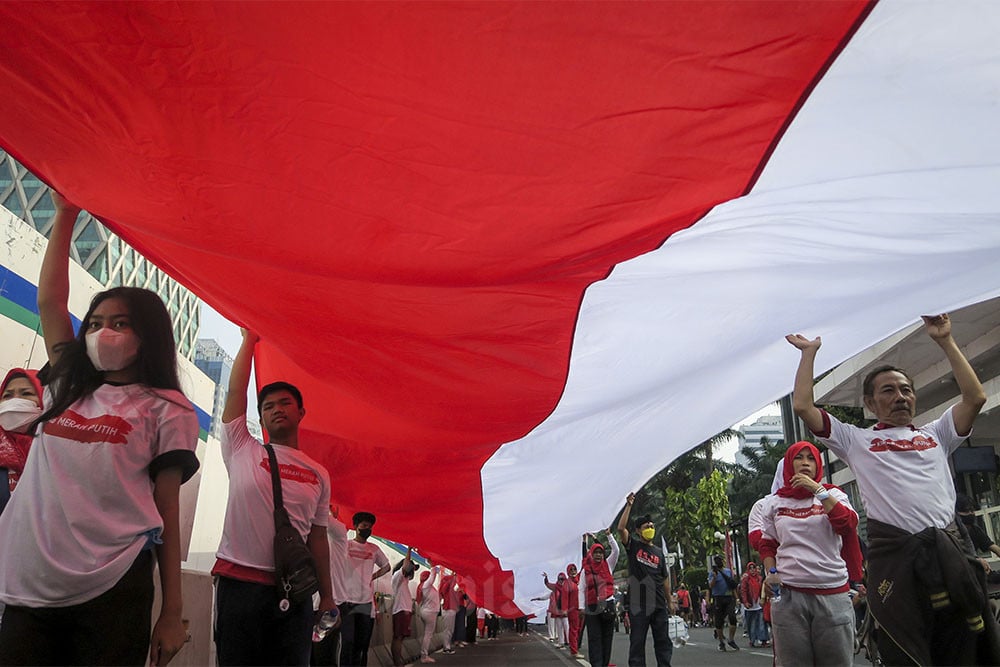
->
xmin=36 ymin=287 xmax=182 ymax=425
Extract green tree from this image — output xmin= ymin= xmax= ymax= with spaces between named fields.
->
xmin=727 ymin=435 xmax=787 ymax=564
xmin=728 ymin=435 xmax=787 ymax=522
xmin=694 ymin=469 xmax=731 ymax=557
xmin=622 ymin=429 xmax=740 ymax=571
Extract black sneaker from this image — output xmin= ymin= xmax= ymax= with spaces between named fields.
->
xmin=728 ymin=640 xmax=740 ymax=651
xmin=718 ymin=642 xmax=726 ymax=652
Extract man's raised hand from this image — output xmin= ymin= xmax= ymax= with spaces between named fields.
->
xmin=785 ymin=333 xmax=821 ymax=352
xmin=921 ymin=314 xmax=951 ymax=341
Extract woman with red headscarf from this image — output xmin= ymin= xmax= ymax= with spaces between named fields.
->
xmin=0 ymin=368 xmax=43 ymax=514
xmin=580 ymin=533 xmax=620 ymax=667
xmin=748 ymin=441 xmax=862 ymax=667
xmin=543 ymin=571 xmax=569 ymax=647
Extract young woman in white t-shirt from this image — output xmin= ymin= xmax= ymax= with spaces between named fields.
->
xmin=0 ymin=192 xmax=200 ymax=666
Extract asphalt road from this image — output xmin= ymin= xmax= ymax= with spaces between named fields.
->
xmin=421 ymin=623 xmax=875 ymax=666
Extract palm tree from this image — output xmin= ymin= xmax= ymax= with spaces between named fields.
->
xmin=727 ymin=435 xmax=787 ymax=549
xmin=701 ymin=428 xmax=739 ymax=477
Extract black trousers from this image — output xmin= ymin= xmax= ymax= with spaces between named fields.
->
xmin=338 ymin=602 xmax=375 ymax=667
xmin=0 ymin=549 xmax=153 ymax=666
xmin=628 ymin=607 xmax=673 ymax=667
xmin=584 ymin=612 xmax=615 ymax=667
xmin=215 ymin=576 xmax=313 ymax=666
xmin=453 ymin=607 xmax=466 ymax=642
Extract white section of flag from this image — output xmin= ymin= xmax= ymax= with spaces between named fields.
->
xmin=481 ymin=0 xmax=1000 ymax=612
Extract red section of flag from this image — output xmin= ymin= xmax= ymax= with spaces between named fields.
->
xmin=0 ymin=1 xmax=870 ymax=613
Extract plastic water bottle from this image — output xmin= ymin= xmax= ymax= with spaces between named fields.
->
xmin=312 ymin=608 xmax=340 ymax=642
xmin=768 ymin=567 xmax=781 ymax=601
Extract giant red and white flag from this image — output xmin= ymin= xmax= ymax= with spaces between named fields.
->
xmin=1 ymin=1 xmax=999 ymax=614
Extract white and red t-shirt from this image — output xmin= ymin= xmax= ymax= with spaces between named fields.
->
xmin=813 ymin=406 xmax=965 ymax=534
xmin=341 ymin=537 xmax=389 ymax=604
xmin=0 ymin=384 xmax=199 ymax=607
xmin=749 ymin=489 xmax=856 ymax=591
xmin=213 ymin=416 xmax=330 ymax=581
xmin=391 ymin=566 xmax=414 ymax=614
xmin=419 ymin=566 xmax=441 ymax=615
xmin=327 ymin=517 xmax=349 ymax=604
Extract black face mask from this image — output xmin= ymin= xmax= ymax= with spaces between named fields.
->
xmin=960 ymin=513 xmax=976 ymax=526
xmin=357 ymin=527 xmax=372 ymax=540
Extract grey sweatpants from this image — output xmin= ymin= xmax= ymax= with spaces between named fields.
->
xmin=771 ymin=588 xmax=854 ymax=667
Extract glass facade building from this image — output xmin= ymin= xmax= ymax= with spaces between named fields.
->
xmin=0 ymin=150 xmax=200 ymax=358
xmin=193 ymin=339 xmax=233 ymax=440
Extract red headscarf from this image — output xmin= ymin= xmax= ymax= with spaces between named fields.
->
xmin=0 ymin=368 xmax=43 ymax=492
xmin=416 ymin=569 xmax=430 ymax=604
xmin=582 ymin=542 xmax=614 ymax=605
xmin=776 ymin=441 xmax=831 ymax=499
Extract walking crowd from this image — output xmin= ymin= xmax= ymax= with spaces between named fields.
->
xmin=0 ymin=189 xmax=997 ymax=667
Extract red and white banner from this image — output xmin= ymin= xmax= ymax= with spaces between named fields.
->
xmin=1 ymin=1 xmax=998 ymax=615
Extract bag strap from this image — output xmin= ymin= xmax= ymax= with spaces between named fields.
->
xmin=264 ymin=444 xmax=285 ymax=525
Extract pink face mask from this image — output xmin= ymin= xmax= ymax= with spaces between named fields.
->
xmin=85 ymin=328 xmax=140 ymax=371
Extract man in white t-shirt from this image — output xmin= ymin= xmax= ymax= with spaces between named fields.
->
xmin=212 ymin=329 xmax=335 ymax=667
xmin=340 ymin=510 xmax=391 ymax=667
xmin=312 ymin=506 xmax=349 ymax=666
xmin=390 ymin=547 xmax=417 ymax=666
xmin=788 ymin=314 xmax=1000 ymax=665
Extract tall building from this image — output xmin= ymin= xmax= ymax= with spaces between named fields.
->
xmin=0 ymin=150 xmax=201 ymax=358
xmin=194 ymin=339 xmax=233 ymax=440
xmin=735 ymin=413 xmax=784 ymax=467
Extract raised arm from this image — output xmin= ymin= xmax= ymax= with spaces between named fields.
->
xmin=923 ymin=314 xmax=986 ymax=436
xmin=786 ymin=334 xmax=825 ymax=434
xmin=607 ymin=531 xmax=620 ymax=570
xmin=425 ymin=564 xmax=441 ymax=591
xmin=617 ymin=493 xmax=635 ymax=546
xmin=37 ymin=192 xmax=81 ymax=364
xmin=393 ymin=546 xmax=414 ymax=573
xmin=222 ymin=328 xmax=259 ymax=423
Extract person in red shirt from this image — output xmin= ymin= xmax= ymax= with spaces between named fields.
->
xmin=565 ymin=563 xmax=582 ymax=657
xmin=738 ymin=563 xmax=767 ymax=648
xmin=543 ymin=572 xmax=570 ymax=647
xmin=675 ymin=584 xmax=691 ymax=627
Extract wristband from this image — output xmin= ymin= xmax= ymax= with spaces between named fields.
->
xmin=814 ymin=488 xmax=831 ymax=501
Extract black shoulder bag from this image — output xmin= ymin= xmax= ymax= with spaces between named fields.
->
xmin=265 ymin=444 xmax=319 ymax=611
